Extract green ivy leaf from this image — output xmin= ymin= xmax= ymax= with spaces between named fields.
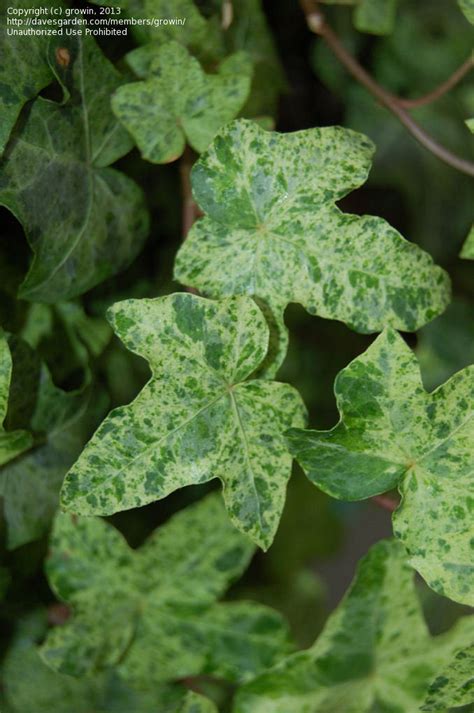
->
xmin=0 ymin=331 xmax=32 ymax=466
xmin=234 ymin=539 xmax=474 ymax=713
xmin=112 ymin=42 xmax=252 ymax=163
xmin=0 ymin=35 xmax=149 ymax=302
xmin=60 ymin=293 xmax=306 ymax=549
xmin=1 ymin=612 xmax=190 ymax=713
xmin=41 ymin=494 xmax=290 ymax=685
xmin=0 ymin=0 xmax=61 ymax=154
xmin=174 ymin=120 xmax=450 ymax=373
xmin=319 ymin=0 xmax=398 ymax=35
xmin=0 ymin=362 xmax=93 ymax=550
xmin=422 ymin=643 xmax=474 ymax=711
xmin=287 ymin=328 xmax=474 ymax=605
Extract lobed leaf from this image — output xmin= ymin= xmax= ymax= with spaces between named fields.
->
xmin=287 ymin=328 xmax=474 ymax=605
xmin=174 ymin=120 xmax=450 ymax=374
xmin=41 ymin=494 xmax=291 ymax=685
xmin=234 ymin=539 xmax=474 ymax=713
xmin=112 ymin=42 xmax=252 ymax=163
xmin=61 ymin=293 xmax=306 ymax=549
xmin=0 ymin=35 xmax=148 ymax=302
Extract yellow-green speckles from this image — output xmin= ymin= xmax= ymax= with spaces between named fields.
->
xmin=61 ymin=293 xmax=306 ymax=549
xmin=287 ymin=328 xmax=474 ymax=605
xmin=234 ymin=540 xmax=474 ymax=713
xmin=41 ymin=494 xmax=290 ymax=686
xmin=112 ymin=42 xmax=252 ymax=164
xmin=174 ymin=120 xmax=450 ymax=374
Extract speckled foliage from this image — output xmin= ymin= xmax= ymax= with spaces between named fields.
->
xmin=41 ymin=494 xmax=290 ymax=686
xmin=112 ymin=42 xmax=252 ymax=164
xmin=422 ymin=643 xmax=474 ymax=711
xmin=0 ymin=332 xmax=31 ymax=466
xmin=234 ymin=540 xmax=474 ymax=713
xmin=174 ymin=120 xmax=450 ymax=373
xmin=287 ymin=328 xmax=474 ymax=605
xmin=0 ymin=35 xmax=148 ymax=302
xmin=61 ymin=293 xmax=306 ymax=549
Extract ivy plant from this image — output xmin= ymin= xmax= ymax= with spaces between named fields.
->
xmin=1 ymin=0 xmax=473 ymax=711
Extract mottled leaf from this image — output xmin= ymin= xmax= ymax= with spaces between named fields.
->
xmin=0 ymin=331 xmax=32 ymax=466
xmin=422 ymin=643 xmax=474 ymax=711
xmin=61 ymin=293 xmax=306 ymax=549
xmin=234 ymin=539 xmax=474 ymax=713
xmin=174 ymin=120 xmax=450 ymax=374
xmin=112 ymin=42 xmax=252 ymax=163
xmin=0 ymin=35 xmax=148 ymax=302
xmin=287 ymin=328 xmax=474 ymax=605
xmin=41 ymin=494 xmax=290 ymax=685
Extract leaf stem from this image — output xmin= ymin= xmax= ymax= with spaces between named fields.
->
xmin=300 ymin=0 xmax=474 ymax=177
xmin=179 ymin=145 xmax=200 ymax=241
xmin=371 ymin=494 xmax=399 ymax=513
xmin=398 ymin=56 xmax=473 ymax=109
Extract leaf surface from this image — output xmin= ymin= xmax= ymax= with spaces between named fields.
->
xmin=422 ymin=643 xmax=474 ymax=711
xmin=287 ymin=328 xmax=474 ymax=605
xmin=112 ymin=42 xmax=252 ymax=163
xmin=174 ymin=120 xmax=450 ymax=373
xmin=61 ymin=293 xmax=306 ymax=549
xmin=0 ymin=35 xmax=148 ymax=302
xmin=234 ymin=539 xmax=474 ymax=713
xmin=41 ymin=494 xmax=290 ymax=685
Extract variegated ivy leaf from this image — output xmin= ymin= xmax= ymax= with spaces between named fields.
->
xmin=0 ymin=331 xmax=32 ymax=466
xmin=422 ymin=643 xmax=474 ymax=711
xmin=112 ymin=42 xmax=252 ymax=164
xmin=286 ymin=328 xmax=474 ymax=605
xmin=41 ymin=494 xmax=291 ymax=685
xmin=0 ymin=35 xmax=148 ymax=302
xmin=234 ymin=539 xmax=474 ymax=713
xmin=2 ymin=612 xmax=191 ymax=713
xmin=174 ymin=120 xmax=450 ymax=374
xmin=61 ymin=293 xmax=306 ymax=549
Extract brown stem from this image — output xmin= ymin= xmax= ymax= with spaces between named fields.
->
xmin=371 ymin=494 xmax=399 ymax=513
xmin=398 ymin=56 xmax=473 ymax=109
xmin=47 ymin=603 xmax=71 ymax=626
xmin=179 ymin=145 xmax=200 ymax=240
xmin=300 ymin=0 xmax=474 ymax=177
